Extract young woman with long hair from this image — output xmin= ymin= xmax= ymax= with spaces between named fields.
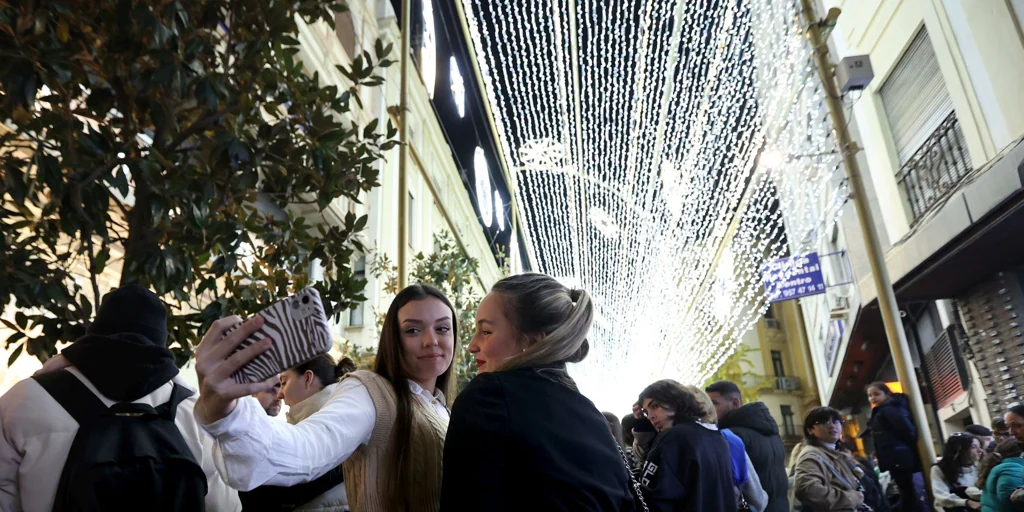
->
xmin=866 ymin=381 xmax=926 ymax=512
xmin=195 ymin=284 xmax=456 ymax=512
xmin=978 ymin=439 xmax=1024 ymax=512
xmin=439 ymin=273 xmax=634 ymax=510
xmin=931 ymin=433 xmax=984 ymax=511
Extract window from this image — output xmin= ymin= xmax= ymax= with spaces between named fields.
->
xmin=880 ymin=28 xmax=957 ymax=165
xmin=781 ymin=405 xmax=796 ymax=437
xmin=349 ymin=256 xmax=366 ymax=327
xmin=771 ymin=350 xmax=785 ymax=377
xmin=408 ymin=191 xmax=416 ymax=249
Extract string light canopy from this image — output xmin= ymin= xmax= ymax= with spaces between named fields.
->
xmin=460 ymin=0 xmax=846 ymax=410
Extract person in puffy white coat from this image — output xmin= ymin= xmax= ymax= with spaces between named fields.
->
xmin=0 ymin=285 xmax=240 ymax=512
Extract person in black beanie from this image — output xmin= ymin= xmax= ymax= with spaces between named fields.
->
xmin=0 ymin=285 xmax=242 ymax=511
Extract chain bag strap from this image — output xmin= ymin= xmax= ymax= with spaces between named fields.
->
xmin=618 ymin=445 xmax=650 ymax=512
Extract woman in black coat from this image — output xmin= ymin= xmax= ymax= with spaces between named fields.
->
xmin=867 ymin=382 xmax=925 ymax=512
xmin=636 ymin=379 xmax=736 ymax=511
xmin=439 ymin=274 xmax=635 ymax=511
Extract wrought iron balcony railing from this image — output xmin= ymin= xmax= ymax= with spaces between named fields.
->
xmin=775 ymin=376 xmax=801 ymax=392
xmin=896 ymin=112 xmax=973 ymax=223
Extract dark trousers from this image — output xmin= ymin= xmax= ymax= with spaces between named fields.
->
xmin=892 ymin=470 xmax=928 ymax=512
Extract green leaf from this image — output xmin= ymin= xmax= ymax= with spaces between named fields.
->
xmin=93 ymin=247 xmax=110 ymax=274
xmin=8 ymin=343 xmax=24 ymax=367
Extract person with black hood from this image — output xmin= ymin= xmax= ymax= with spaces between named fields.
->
xmin=707 ymin=380 xmax=791 ymax=512
xmin=866 ymin=381 xmax=927 ymax=512
xmin=0 ymin=285 xmax=240 ymax=511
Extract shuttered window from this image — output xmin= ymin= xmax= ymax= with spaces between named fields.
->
xmin=879 ymin=28 xmax=955 ymax=165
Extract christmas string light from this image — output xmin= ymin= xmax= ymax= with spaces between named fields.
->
xmin=460 ymin=0 xmax=846 ymax=411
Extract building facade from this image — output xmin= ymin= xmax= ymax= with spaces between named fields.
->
xmin=800 ymin=0 xmax=1024 ymax=442
xmin=0 ymin=0 xmax=508 ymax=393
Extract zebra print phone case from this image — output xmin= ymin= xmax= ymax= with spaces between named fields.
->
xmin=229 ymin=287 xmax=333 ymax=384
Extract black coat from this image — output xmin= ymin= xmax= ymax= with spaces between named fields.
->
xmin=718 ymin=402 xmax=791 ymax=512
xmin=439 ymin=365 xmax=634 ymax=512
xmin=639 ymin=422 xmax=735 ymax=512
xmin=868 ymin=394 xmax=920 ymax=473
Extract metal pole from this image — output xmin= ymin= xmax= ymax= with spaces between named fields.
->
xmin=397 ymin=0 xmax=411 ymax=289
xmin=799 ymin=0 xmax=938 ymax=485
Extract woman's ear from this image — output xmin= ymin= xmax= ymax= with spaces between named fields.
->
xmin=304 ymin=370 xmax=316 ymax=389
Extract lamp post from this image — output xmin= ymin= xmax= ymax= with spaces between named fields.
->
xmin=799 ymin=0 xmax=938 ymax=490
xmin=397 ymin=0 xmax=412 ymax=289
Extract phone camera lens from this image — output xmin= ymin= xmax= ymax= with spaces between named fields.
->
xmin=291 ymin=301 xmax=300 ymax=309
xmin=302 ymin=296 xmax=310 ymax=305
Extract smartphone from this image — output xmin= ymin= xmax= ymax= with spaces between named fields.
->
xmin=229 ymin=287 xmax=334 ymax=384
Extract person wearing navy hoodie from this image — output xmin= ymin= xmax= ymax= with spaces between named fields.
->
xmin=637 ymin=379 xmax=735 ymax=511
xmin=708 ymin=381 xmax=791 ymax=512
xmin=867 ymin=382 xmax=927 ymax=512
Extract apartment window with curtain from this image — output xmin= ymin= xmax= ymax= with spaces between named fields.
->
xmin=771 ymin=350 xmax=786 ymax=377
xmin=349 ymin=256 xmax=366 ymax=327
xmin=880 ymin=27 xmax=972 ymax=221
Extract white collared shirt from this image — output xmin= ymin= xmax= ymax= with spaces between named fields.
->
xmin=198 ymin=378 xmax=448 ymax=492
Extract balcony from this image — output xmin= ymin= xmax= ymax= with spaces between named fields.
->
xmin=774 ymin=376 xmax=801 ymax=392
xmin=896 ymin=111 xmax=973 ymax=224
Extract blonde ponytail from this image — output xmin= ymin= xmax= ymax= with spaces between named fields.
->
xmin=491 ymin=274 xmax=594 ymax=372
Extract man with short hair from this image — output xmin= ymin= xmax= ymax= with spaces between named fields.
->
xmin=706 ymin=380 xmax=789 ymax=512
xmin=253 ymin=382 xmax=282 ymax=417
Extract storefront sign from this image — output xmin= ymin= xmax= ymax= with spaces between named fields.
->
xmin=762 ymin=252 xmax=827 ymax=303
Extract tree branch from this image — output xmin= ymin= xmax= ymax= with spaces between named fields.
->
xmin=162 ymin=106 xmax=241 ymax=153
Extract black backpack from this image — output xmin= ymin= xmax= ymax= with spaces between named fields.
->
xmin=33 ymin=369 xmax=208 ymax=512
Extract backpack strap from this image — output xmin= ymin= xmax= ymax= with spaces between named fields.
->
xmin=155 ymin=384 xmax=195 ymax=421
xmin=32 ymin=369 xmax=109 ymax=425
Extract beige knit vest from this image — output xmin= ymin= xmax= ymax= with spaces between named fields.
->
xmin=341 ymin=371 xmax=448 ymax=512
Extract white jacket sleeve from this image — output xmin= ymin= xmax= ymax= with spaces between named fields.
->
xmin=741 ymin=452 xmax=769 ymax=512
xmin=0 ymin=410 xmax=22 ymax=512
xmin=931 ymin=465 xmax=968 ymax=509
xmin=199 ymin=378 xmax=375 ymax=491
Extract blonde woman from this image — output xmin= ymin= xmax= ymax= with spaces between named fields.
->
xmin=439 ymin=274 xmax=634 ymax=510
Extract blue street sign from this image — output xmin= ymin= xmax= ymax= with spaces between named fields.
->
xmin=762 ymin=252 xmax=827 ymax=303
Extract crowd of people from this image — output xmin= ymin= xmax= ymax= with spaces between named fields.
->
xmin=1 ymin=274 xmax=1023 ymax=512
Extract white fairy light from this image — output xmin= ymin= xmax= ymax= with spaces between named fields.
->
xmin=474 ymin=146 xmax=494 ymax=227
xmin=494 ymin=190 xmax=505 ymax=231
xmin=460 ymin=0 xmax=844 ymax=411
xmin=420 ymin=0 xmax=437 ymax=99
xmin=450 ymin=55 xmax=465 ymax=117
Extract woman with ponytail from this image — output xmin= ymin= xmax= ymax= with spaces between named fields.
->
xmin=439 ymin=273 xmax=634 ymax=511
xmin=238 ymin=355 xmax=358 ymax=511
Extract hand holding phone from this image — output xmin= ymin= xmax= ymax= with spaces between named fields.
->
xmin=229 ymin=287 xmax=334 ymax=384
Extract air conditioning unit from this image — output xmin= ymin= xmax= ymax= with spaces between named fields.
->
xmin=766 ymin=318 xmax=781 ymax=329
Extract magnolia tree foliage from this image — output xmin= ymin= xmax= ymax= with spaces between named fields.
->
xmin=0 ymin=0 xmax=397 ymax=365
xmin=367 ymin=232 xmax=484 ymax=391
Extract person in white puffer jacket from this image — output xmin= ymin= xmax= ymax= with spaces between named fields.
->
xmin=0 ymin=285 xmax=240 ymax=512
xmin=236 ymin=354 xmax=358 ymax=512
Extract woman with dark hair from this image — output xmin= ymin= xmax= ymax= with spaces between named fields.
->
xmin=238 ymin=354 xmax=359 ymax=511
xmin=931 ymin=433 xmax=984 ymax=511
xmin=440 ymin=273 xmax=634 ymax=511
xmin=794 ymin=407 xmax=868 ymax=511
xmin=1005 ymin=405 xmax=1024 ymax=447
xmin=195 ymin=284 xmax=457 ymax=512
xmin=867 ymin=382 xmax=925 ymax=511
xmin=631 ymin=379 xmax=735 ymax=511
xmin=978 ymin=439 xmax=1024 ymax=511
